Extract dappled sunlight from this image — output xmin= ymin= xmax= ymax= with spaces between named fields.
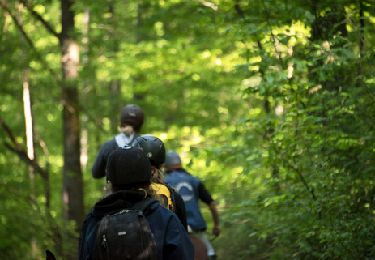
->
xmin=1 ymin=0 xmax=374 ymax=259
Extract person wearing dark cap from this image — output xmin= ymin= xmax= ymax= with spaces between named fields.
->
xmin=164 ymin=151 xmax=220 ymax=260
xmin=133 ymin=134 xmax=188 ymax=230
xmin=92 ymin=104 xmax=145 ymax=179
xmin=79 ymin=146 xmax=194 ymax=260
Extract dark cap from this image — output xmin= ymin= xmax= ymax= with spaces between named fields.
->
xmin=164 ymin=151 xmax=182 ymax=169
xmin=120 ymin=104 xmax=144 ymax=132
xmin=106 ymin=146 xmax=151 ymax=189
xmin=133 ymin=134 xmax=166 ymax=168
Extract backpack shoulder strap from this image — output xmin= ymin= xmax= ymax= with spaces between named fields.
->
xmin=165 ymin=184 xmax=177 ymax=209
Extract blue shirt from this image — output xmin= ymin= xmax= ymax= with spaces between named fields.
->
xmin=164 ymin=169 xmax=213 ymax=232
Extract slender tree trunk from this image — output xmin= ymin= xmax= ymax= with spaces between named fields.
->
xmin=263 ymin=97 xmax=281 ymax=192
xmin=358 ymin=0 xmax=365 ymax=80
xmin=61 ymin=0 xmax=83 ymax=258
xmin=136 ymin=0 xmax=145 ymax=44
xmin=359 ymin=0 xmax=365 ymax=57
xmin=257 ymin=41 xmax=281 ymax=193
xmin=38 ymin=137 xmax=51 ymax=210
xmin=17 ymin=4 xmax=39 ymax=256
xmin=22 ymin=68 xmax=39 ymax=259
xmin=109 ymin=79 xmax=121 ymax=133
xmin=108 ymin=3 xmax=122 ymax=134
xmin=81 ymin=9 xmax=90 ymax=170
xmin=23 ymin=69 xmax=35 ymax=198
xmin=133 ymin=0 xmax=147 ymax=102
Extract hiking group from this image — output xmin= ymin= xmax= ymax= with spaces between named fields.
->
xmin=79 ymin=104 xmax=220 ymax=260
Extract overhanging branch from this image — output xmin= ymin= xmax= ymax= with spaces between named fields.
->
xmin=19 ymin=0 xmax=61 ymax=40
xmin=0 ymin=116 xmax=17 ymax=144
xmin=0 ymin=0 xmax=60 ymax=81
xmin=4 ymin=142 xmax=49 ymax=180
xmin=0 ymin=116 xmax=48 ymax=180
xmin=286 ymin=161 xmax=318 ymax=202
xmin=0 ymin=0 xmax=34 ymax=47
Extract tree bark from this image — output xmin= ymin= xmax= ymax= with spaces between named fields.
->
xmin=108 ymin=3 xmax=122 ymax=134
xmin=109 ymin=79 xmax=121 ymax=133
xmin=61 ymin=2 xmax=83 ymax=258
xmin=359 ymin=0 xmax=365 ymax=57
xmin=23 ymin=69 xmax=35 ymax=195
xmin=81 ymin=9 xmax=90 ymax=170
xmin=358 ymin=0 xmax=365 ymax=80
xmin=257 ymin=41 xmax=281 ymax=193
xmin=22 ymin=68 xmax=38 ymax=258
xmin=133 ymin=0 xmax=147 ymax=102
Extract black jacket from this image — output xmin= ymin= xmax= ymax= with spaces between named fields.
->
xmin=79 ymin=190 xmax=194 ymax=260
xmin=92 ymin=133 xmax=139 ymax=178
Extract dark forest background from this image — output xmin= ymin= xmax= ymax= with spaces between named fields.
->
xmin=1 ymin=0 xmax=375 ymax=259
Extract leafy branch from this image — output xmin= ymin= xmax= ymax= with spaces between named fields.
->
xmin=0 ymin=116 xmax=49 ymax=180
xmin=19 ymin=0 xmax=61 ymax=40
xmin=0 ymin=0 xmax=59 ymax=79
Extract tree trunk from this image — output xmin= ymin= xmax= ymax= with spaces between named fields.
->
xmin=109 ymin=79 xmax=121 ymax=133
xmin=133 ymin=0 xmax=147 ymax=102
xmin=108 ymin=3 xmax=122 ymax=134
xmin=257 ymin=40 xmax=281 ymax=193
xmin=23 ymin=69 xmax=35 ymax=198
xmin=61 ymin=0 xmax=83 ymax=258
xmin=359 ymin=0 xmax=365 ymax=57
xmin=358 ymin=0 xmax=365 ymax=80
xmin=22 ymin=68 xmax=39 ymax=259
xmin=81 ymin=9 xmax=90 ymax=170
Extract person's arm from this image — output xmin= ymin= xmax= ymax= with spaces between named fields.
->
xmin=92 ymin=142 xmax=113 ymax=179
xmin=208 ymin=201 xmax=220 ymax=237
xmin=92 ymin=152 xmax=106 ymax=178
xmin=79 ymin=213 xmax=97 ymax=260
xmin=197 ymin=182 xmax=220 ymax=237
xmin=78 ymin=218 xmax=89 ymax=260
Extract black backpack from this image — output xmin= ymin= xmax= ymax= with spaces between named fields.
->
xmin=93 ymin=198 xmax=158 ymax=260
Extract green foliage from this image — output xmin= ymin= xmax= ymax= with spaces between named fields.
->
xmin=1 ymin=0 xmax=375 ymax=259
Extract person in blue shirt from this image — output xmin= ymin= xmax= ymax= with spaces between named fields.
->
xmin=92 ymin=104 xmax=144 ymax=179
xmin=164 ymin=151 xmax=220 ymax=260
xmin=80 ymin=147 xmax=194 ymax=260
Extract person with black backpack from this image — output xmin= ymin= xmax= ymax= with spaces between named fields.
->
xmin=79 ymin=146 xmax=194 ymax=260
xmin=92 ymin=104 xmax=144 ymax=179
xmin=133 ymin=134 xmax=188 ymax=230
